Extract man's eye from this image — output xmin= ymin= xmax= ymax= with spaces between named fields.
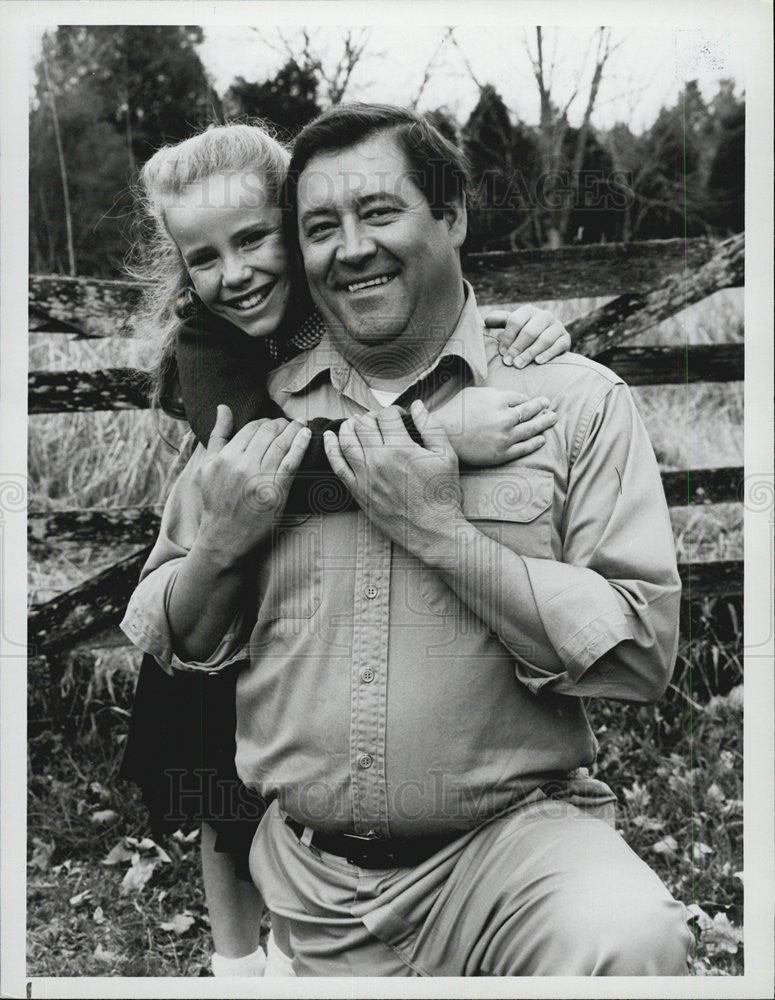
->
xmin=305 ymin=221 xmax=336 ymax=239
xmin=364 ymin=207 xmax=397 ymax=221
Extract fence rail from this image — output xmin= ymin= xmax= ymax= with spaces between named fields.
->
xmin=28 ymin=235 xmax=745 ymax=658
xmin=28 ymin=344 xmax=744 ymax=414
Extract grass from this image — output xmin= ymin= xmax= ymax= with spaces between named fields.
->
xmin=26 ymin=288 xmax=745 ymax=977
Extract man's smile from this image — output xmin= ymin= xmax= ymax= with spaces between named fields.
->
xmin=335 ymin=272 xmax=399 ymax=294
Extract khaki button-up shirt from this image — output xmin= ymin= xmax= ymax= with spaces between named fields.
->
xmin=121 ymin=285 xmax=680 ymax=838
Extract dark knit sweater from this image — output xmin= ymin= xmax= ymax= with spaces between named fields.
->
xmin=174 ymin=305 xmax=421 ymax=515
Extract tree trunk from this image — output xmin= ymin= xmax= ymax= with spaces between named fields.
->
xmin=41 ymin=46 xmax=76 ymax=276
xmin=555 ymin=29 xmax=610 ymax=241
xmin=122 ymin=40 xmax=137 ymax=176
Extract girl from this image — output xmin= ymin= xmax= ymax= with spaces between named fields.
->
xmin=121 ymin=122 xmax=571 ymax=977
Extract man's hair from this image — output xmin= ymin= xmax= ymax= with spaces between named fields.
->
xmin=281 ymin=103 xmax=472 ymax=246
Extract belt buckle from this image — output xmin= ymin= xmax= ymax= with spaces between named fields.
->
xmin=343 ymin=831 xmax=380 ymax=843
xmin=342 ymin=831 xmax=391 ymax=867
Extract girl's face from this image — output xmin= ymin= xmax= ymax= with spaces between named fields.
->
xmin=165 ymin=169 xmax=290 ymax=338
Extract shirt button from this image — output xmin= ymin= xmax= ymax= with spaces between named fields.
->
xmin=358 ymin=753 xmax=374 ymax=769
xmin=360 ymin=668 xmax=375 ymax=683
xmin=364 ymin=585 xmax=379 ymax=600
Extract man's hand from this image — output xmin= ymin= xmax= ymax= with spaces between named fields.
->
xmin=197 ymin=404 xmax=312 ymax=565
xmin=485 ymin=305 xmax=571 ymax=369
xmin=323 ymin=402 xmax=464 ymax=561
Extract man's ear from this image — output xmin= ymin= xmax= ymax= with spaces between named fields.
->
xmin=442 ymin=197 xmax=467 ymax=249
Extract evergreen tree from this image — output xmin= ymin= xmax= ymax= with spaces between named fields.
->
xmin=462 ymin=85 xmax=536 ymax=251
xmin=706 ymin=100 xmax=745 ymax=233
xmin=224 ymin=60 xmax=322 ymax=137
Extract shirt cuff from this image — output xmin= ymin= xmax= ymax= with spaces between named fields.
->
xmin=120 ymin=561 xmax=251 ymax=676
xmin=521 ymin=557 xmax=634 ymax=678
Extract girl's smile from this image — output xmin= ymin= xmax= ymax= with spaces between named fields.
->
xmin=164 ymin=169 xmax=291 ymax=339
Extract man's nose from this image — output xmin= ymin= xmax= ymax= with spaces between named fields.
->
xmin=335 ymin=220 xmax=377 ymax=266
xmin=221 ymin=253 xmax=251 ymax=287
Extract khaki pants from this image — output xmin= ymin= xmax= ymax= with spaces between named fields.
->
xmin=250 ymin=781 xmax=692 ymax=977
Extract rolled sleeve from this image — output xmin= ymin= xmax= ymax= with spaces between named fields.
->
xmin=514 ymin=382 xmax=681 ymax=702
xmin=119 ymin=443 xmax=253 ymax=675
xmin=120 ymin=558 xmax=251 ymax=676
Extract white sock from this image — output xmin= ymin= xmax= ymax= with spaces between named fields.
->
xmin=265 ymin=929 xmax=295 ymax=976
xmin=211 ymin=944 xmax=267 ymax=977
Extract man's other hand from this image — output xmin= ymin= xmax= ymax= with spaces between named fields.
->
xmin=197 ymin=404 xmax=312 ymax=565
xmin=323 ymin=402 xmax=465 ymax=561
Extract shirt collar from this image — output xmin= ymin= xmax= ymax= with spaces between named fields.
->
xmin=275 ymin=281 xmax=488 ymax=396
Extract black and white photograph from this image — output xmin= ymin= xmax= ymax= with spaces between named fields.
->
xmin=1 ymin=0 xmax=773 ymax=995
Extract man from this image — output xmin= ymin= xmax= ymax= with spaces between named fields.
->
xmin=124 ymin=104 xmax=692 ymax=976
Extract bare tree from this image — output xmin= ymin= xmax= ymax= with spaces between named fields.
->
xmin=409 ymin=28 xmax=454 ymax=110
xmin=251 ymin=28 xmax=374 ymax=107
xmin=452 ymin=26 xmax=620 ymax=247
xmin=526 ymin=27 xmax=621 ymax=247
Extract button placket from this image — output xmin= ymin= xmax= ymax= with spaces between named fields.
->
xmin=349 ymin=513 xmax=391 ymax=837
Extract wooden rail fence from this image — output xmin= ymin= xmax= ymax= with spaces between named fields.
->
xmin=28 ymin=234 xmax=744 ymax=660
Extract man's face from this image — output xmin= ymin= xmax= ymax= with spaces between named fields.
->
xmin=296 ymin=132 xmax=466 ymax=371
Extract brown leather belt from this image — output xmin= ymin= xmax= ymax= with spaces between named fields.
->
xmin=284 ymin=817 xmax=460 ymax=869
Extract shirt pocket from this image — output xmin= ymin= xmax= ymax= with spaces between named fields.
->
xmin=421 ymin=466 xmax=554 ymax=616
xmin=259 ymin=514 xmax=322 ymax=621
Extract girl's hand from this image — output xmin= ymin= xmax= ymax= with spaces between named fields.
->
xmin=433 ymin=388 xmax=557 ymax=467
xmin=485 ymin=305 xmax=571 ymax=369
xmin=197 ymin=404 xmax=311 ymax=564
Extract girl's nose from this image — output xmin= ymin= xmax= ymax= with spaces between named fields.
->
xmin=221 ymin=254 xmax=252 ymax=287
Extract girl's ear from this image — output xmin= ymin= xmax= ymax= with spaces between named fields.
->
xmin=443 ymin=197 xmax=467 ymax=250
xmin=173 ymin=285 xmax=197 ymax=320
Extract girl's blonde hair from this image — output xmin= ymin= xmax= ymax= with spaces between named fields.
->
xmin=128 ymin=122 xmax=290 ymax=416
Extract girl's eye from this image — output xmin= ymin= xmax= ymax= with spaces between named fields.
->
xmin=242 ymin=230 xmax=271 ymax=248
xmin=187 ymin=252 xmax=216 ymax=269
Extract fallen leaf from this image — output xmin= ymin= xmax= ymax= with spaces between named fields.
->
xmin=103 ymin=840 xmax=135 ymax=866
xmin=52 ymin=859 xmax=72 ymax=875
xmin=631 ymin=815 xmax=664 ymax=832
xmin=160 ymin=912 xmax=196 ymax=935
xmin=172 ymin=828 xmax=200 ymax=844
xmin=127 ymin=836 xmax=158 ymax=852
xmin=704 ymin=782 xmax=725 ymax=806
xmin=29 ymin=838 xmax=55 ymax=871
xmin=120 ymin=856 xmax=158 ymax=895
xmin=693 ymin=841 xmax=714 ymax=860
xmin=622 ymin=781 xmax=651 ymax=808
xmin=734 ymin=870 xmax=744 ymax=884
xmin=93 ymin=943 xmax=118 ymax=964
xmin=69 ymin=889 xmax=92 ymax=907
xmin=90 ymin=809 xmax=119 ymax=827
xmin=93 ymin=906 xmax=105 ymax=924
xmin=652 ymin=835 xmax=678 ymax=857
xmin=685 ymin=903 xmax=713 ymax=931
xmin=706 ymin=685 xmax=744 ymax=715
xmin=703 ymin=912 xmax=743 ymax=954
xmin=154 ymin=844 xmax=172 ymax=864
